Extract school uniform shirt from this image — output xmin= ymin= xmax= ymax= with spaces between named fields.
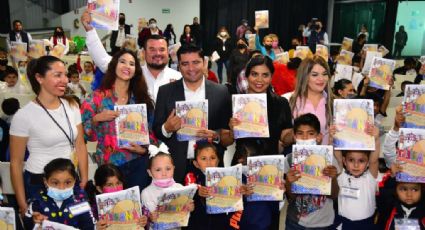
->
xmin=338 ymin=170 xmax=377 ymax=221
xmin=24 ymin=187 xmax=96 ymax=230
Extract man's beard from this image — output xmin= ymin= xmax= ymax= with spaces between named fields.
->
xmin=147 ymin=62 xmax=167 ymax=70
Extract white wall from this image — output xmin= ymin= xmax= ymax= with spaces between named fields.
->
xmin=55 ymin=0 xmax=200 ymax=50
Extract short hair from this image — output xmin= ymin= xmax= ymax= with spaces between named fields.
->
xmin=365 ymin=93 xmax=383 ymax=106
xmin=177 ymin=44 xmax=204 ymax=61
xmin=4 ymin=67 xmax=18 ymax=77
xmin=143 ymin=34 xmax=168 ymax=50
xmin=67 ymin=69 xmax=79 ymax=78
xmin=1 ymin=98 xmax=20 ymax=115
xmin=333 ymin=79 xmax=353 ymax=96
xmin=13 ymin=20 xmax=22 ymax=26
xmin=293 ymin=113 xmax=321 ymax=134
xmin=404 ymin=57 xmax=416 ymax=66
xmin=148 ymin=18 xmax=157 ymax=24
xmin=194 ymin=141 xmax=218 ymax=160
xmin=245 ymin=55 xmax=274 ymax=78
xmin=43 ymin=158 xmax=78 ymax=181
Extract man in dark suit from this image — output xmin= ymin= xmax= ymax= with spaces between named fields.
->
xmin=7 ymin=20 xmax=32 ymax=51
xmin=153 ymin=44 xmax=232 ymax=182
xmin=110 ymin=13 xmax=131 ymax=55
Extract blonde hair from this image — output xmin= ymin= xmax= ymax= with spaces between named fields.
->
xmin=263 ymin=34 xmax=273 ymax=42
xmin=268 ymin=34 xmax=279 ymax=41
xmin=289 ymin=55 xmax=333 ymax=124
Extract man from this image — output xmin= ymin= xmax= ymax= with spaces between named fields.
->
xmin=110 ymin=13 xmax=131 ymax=55
xmin=236 ymin=19 xmax=249 ymax=39
xmin=394 ymin=25 xmax=408 ymax=59
xmin=138 ymin=18 xmax=163 ymax=49
xmin=7 ymin=20 xmax=32 ymax=51
xmin=153 ymin=44 xmax=232 ymax=182
xmin=304 ymin=20 xmax=328 ymax=53
xmin=190 ymin=17 xmax=202 ymax=48
xmin=81 ymin=10 xmax=181 ymax=103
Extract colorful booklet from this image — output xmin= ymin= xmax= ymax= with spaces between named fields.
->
xmin=206 ymin=164 xmax=243 ymax=214
xmin=337 ymin=50 xmax=354 ymax=65
xmin=10 ymin=41 xmax=27 ymax=61
xmin=154 ymin=184 xmax=198 ymax=230
xmin=96 ymin=186 xmax=142 ymax=229
xmin=232 ymin=94 xmax=269 ymax=139
xmin=361 ymin=51 xmax=382 ymax=75
xmin=246 ymin=155 xmax=286 ymax=201
xmin=378 ymin=45 xmax=390 ymax=57
xmin=168 ymin=42 xmax=181 ymax=63
xmin=403 ymin=85 xmax=425 ymax=129
xmin=397 ymin=128 xmax=425 ymax=183
xmin=0 ymin=207 xmax=15 ymax=230
xmin=275 ymin=51 xmax=289 ymax=64
xmin=295 ymin=46 xmax=311 ymax=60
xmin=176 ymin=100 xmax=208 ymax=141
xmin=255 ymin=10 xmax=269 ymax=29
xmin=35 ymin=220 xmax=78 ymax=230
xmin=315 ymin=44 xmax=329 ymax=62
xmin=50 ymin=42 xmax=66 ymax=59
xmin=291 ymin=145 xmax=333 ymax=195
xmin=28 ymin=40 xmax=45 ymax=58
xmin=87 ymin=0 xmax=120 ymax=31
xmin=333 ymin=99 xmax=375 ymax=150
xmin=341 ymin=37 xmax=353 ymax=51
xmin=363 ymin=44 xmax=378 ymax=52
xmin=334 ymin=64 xmax=353 ymax=82
xmin=115 ymin=104 xmax=150 ymax=148
xmin=246 ymin=34 xmax=256 ymax=50
xmin=368 ymin=57 xmax=396 ymax=90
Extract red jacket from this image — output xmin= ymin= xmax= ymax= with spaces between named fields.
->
xmin=271 ymin=62 xmax=297 ymax=96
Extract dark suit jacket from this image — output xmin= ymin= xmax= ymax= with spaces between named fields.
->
xmin=110 ymin=24 xmax=131 ymax=51
xmin=153 ymin=79 xmax=232 ymax=182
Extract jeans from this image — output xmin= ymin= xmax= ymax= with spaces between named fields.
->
xmin=118 ymin=155 xmax=150 ymax=191
xmin=216 ymin=59 xmax=229 ymax=83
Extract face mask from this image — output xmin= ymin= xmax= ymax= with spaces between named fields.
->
xmin=102 ymin=185 xmax=123 ymax=193
xmin=220 ymin=32 xmax=227 ymax=37
xmin=295 ymin=138 xmax=317 ymax=145
xmin=272 ymin=41 xmax=278 ymax=49
xmin=152 ymin=178 xmax=175 ymax=188
xmin=47 ymin=186 xmax=74 ymax=201
xmin=346 ymin=93 xmax=357 ymax=99
xmin=0 ymin=59 xmax=8 ymax=66
xmin=264 ymin=44 xmax=272 ymax=50
xmin=237 ymin=43 xmax=247 ymax=49
xmin=243 ymin=23 xmax=248 ymax=27
xmin=149 ymin=23 xmax=157 ymax=29
xmin=18 ymin=67 xmax=26 ymax=74
xmin=119 ymin=18 xmax=125 ymax=25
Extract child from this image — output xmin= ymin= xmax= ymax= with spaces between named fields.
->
xmin=184 ymin=141 xmax=231 ymax=230
xmin=85 ymin=164 xmax=147 ymax=230
xmin=0 ymin=98 xmax=21 ymax=162
xmin=67 ymin=69 xmax=86 ymax=99
xmin=332 ymin=118 xmax=380 ymax=229
xmin=2 ymin=68 xmax=26 ymax=94
xmin=24 ymin=158 xmax=96 ymax=230
xmin=142 ymin=144 xmax=195 ymax=229
xmin=81 ymin=61 xmax=95 ymax=82
xmin=284 ymin=113 xmax=340 ymax=229
xmin=377 ymin=164 xmax=425 ymax=229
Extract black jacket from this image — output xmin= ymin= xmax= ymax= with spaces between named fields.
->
xmin=110 ymin=24 xmax=131 ymax=50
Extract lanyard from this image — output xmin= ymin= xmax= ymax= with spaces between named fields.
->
xmin=36 ymin=97 xmax=75 ymax=150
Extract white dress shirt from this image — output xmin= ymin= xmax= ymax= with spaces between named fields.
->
xmin=115 ymin=27 xmax=126 ymax=47
xmin=6 ymin=32 xmax=33 ymax=51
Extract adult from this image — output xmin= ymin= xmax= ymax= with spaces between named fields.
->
xmin=81 ymin=49 xmax=154 ymax=191
xmin=393 ymin=25 xmax=408 ymax=59
xmin=49 ymin=26 xmax=69 ymax=55
xmin=7 ymin=20 xmax=32 ymax=51
xmin=163 ymin=24 xmax=176 ymax=45
xmin=304 ymin=20 xmax=329 ymax=53
xmin=285 ymin=56 xmax=333 ymax=145
xmin=138 ymin=18 xmax=163 ymax=49
xmin=190 ymin=17 xmax=202 ymax=48
xmin=358 ymin=24 xmax=369 ymax=42
xmin=180 ymin=25 xmax=196 ymax=46
xmin=255 ymin=31 xmax=275 ymax=60
xmin=0 ymin=48 xmax=15 ymax=81
xmin=153 ymin=44 xmax=232 ymax=183
xmin=81 ymin=11 xmax=181 ymax=103
xmin=213 ymin=27 xmax=233 ymax=83
xmin=227 ymin=37 xmax=250 ymax=91
xmin=10 ymin=56 xmax=88 ymax=216
xmin=236 ymin=19 xmax=249 ymax=39
xmin=352 ymin=34 xmax=367 ymax=57
xmin=110 ymin=13 xmax=131 ymax=55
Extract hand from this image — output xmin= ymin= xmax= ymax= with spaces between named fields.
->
xmin=279 ymin=181 xmax=286 ymax=192
xmin=388 ymin=77 xmax=394 ymax=87
xmin=184 ymin=200 xmax=195 ymax=212
xmin=363 ymin=76 xmax=370 ymax=85
xmin=19 ymin=204 xmax=28 ymax=218
xmin=122 ymin=143 xmax=147 ymax=155
xmin=164 ymin=109 xmax=181 ymax=133
xmin=81 ymin=10 xmax=93 ymax=31
xmin=149 ymin=211 xmax=159 ymax=223
xmin=198 ymin=185 xmax=211 ymax=198
xmin=32 ymin=212 xmax=48 ymax=224
xmin=286 ymin=169 xmax=301 ymax=183
xmin=229 ymin=118 xmax=241 ymax=131
xmin=137 ymin=215 xmax=148 ymax=227
xmin=240 ymin=184 xmax=254 ymax=196
xmin=93 ymin=110 xmax=119 ymax=123
xmin=394 ymin=105 xmax=405 ymax=131
xmin=196 ymin=129 xmax=218 ymax=142
xmin=96 ymin=219 xmax=108 ymax=230
xmin=322 ymin=165 xmax=338 ymax=179
xmin=79 ymin=178 xmax=88 ymax=189
xmin=329 ymin=124 xmax=337 ymax=137
xmin=390 ymin=162 xmax=403 ymax=177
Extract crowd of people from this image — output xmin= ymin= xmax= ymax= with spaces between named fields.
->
xmin=0 ymin=8 xmax=424 ymax=230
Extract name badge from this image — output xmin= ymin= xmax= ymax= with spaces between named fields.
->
xmin=340 ymin=186 xmax=360 ymax=199
xmin=394 ymin=218 xmax=420 ymax=230
xmin=69 ymin=201 xmax=91 ymax=216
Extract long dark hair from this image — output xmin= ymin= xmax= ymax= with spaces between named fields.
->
xmin=165 ymin=24 xmax=175 ymax=36
xmin=100 ymin=49 xmax=154 ymax=111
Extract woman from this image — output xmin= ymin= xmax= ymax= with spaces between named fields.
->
xmin=10 ymin=56 xmax=88 ymax=216
xmin=287 ymin=55 xmax=333 ymax=145
xmin=179 ymin=24 xmax=196 ymax=46
xmin=333 ymin=79 xmax=355 ymax=99
xmin=163 ymin=24 xmax=176 ymax=45
xmin=81 ymin=49 xmax=155 ymax=191
xmin=227 ymin=37 xmax=250 ymax=92
xmin=228 ymin=55 xmax=292 ymax=229
xmin=214 ymin=26 xmax=233 ymax=83
xmin=49 ymin=26 xmax=69 ymax=55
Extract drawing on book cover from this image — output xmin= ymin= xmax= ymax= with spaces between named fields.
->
xmin=397 ymin=128 xmax=425 ymax=183
xmin=176 ymin=100 xmax=208 ymax=141
xmin=403 ymin=85 xmax=425 ymax=129
xmin=115 ymin=104 xmax=149 ymax=147
xmin=0 ymin=207 xmax=15 ymax=230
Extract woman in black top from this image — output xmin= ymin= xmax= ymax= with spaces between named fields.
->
xmin=163 ymin=24 xmax=176 ymax=45
xmin=227 ymin=37 xmax=250 ymax=93
xmin=213 ymin=26 xmax=233 ymax=83
xmin=179 ymin=24 xmax=196 ymax=46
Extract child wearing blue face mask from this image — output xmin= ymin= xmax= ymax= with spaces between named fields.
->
xmin=24 ymin=158 xmax=96 ymax=230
